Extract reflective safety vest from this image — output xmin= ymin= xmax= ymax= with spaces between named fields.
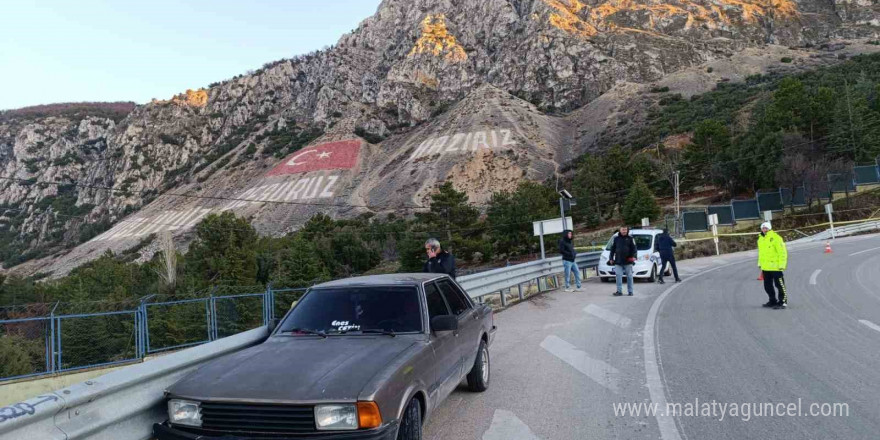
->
xmin=757 ymin=230 xmax=788 ymax=271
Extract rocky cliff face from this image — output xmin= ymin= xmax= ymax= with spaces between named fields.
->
xmin=1 ymin=0 xmax=878 ymax=274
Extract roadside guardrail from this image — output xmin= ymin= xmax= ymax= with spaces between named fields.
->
xmin=0 ymin=327 xmax=267 ymax=440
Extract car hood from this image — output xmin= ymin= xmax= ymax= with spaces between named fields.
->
xmin=168 ymin=335 xmax=420 ymax=403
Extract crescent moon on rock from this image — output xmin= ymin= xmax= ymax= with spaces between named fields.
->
xmin=286 ymin=149 xmax=317 ymax=166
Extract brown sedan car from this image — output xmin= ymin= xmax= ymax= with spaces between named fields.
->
xmin=153 ymin=273 xmax=496 ymax=440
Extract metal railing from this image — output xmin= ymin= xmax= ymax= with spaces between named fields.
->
xmin=791 ymin=219 xmax=880 ymax=243
xmin=458 ymin=252 xmax=601 ymax=307
xmin=0 ymin=287 xmax=308 ymax=383
xmin=0 ymin=326 xmax=267 ymax=440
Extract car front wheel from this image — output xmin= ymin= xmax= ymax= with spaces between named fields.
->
xmin=647 ymin=265 xmax=657 ymax=283
xmin=466 ymin=340 xmax=490 ymax=392
xmin=397 ymin=398 xmax=422 ymax=440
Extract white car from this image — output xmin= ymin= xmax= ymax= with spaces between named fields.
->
xmin=597 ymin=228 xmax=671 ymax=283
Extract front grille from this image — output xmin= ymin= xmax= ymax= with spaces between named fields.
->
xmin=200 ymin=402 xmax=316 ymax=434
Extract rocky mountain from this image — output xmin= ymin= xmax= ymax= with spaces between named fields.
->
xmin=1 ymin=0 xmax=879 ymax=276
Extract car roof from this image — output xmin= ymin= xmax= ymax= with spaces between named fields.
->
xmin=610 ymin=228 xmax=664 ymax=236
xmin=311 ymin=273 xmax=448 ymax=289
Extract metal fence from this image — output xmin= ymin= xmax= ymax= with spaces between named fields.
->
xmin=0 ymin=287 xmax=291 ymax=383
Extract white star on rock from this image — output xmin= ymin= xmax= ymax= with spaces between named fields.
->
xmin=317 ymin=151 xmax=332 ymax=159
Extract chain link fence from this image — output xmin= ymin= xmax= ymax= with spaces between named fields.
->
xmin=0 ymin=286 xmax=302 ymax=382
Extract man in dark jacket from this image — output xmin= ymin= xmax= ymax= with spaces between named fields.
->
xmin=608 ymin=226 xmax=637 ymax=296
xmin=654 ymin=228 xmax=681 ymax=284
xmin=423 ymin=238 xmax=456 ymax=279
xmin=558 ymin=230 xmax=582 ymax=292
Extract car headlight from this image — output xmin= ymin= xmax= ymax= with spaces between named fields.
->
xmin=315 ymin=404 xmax=358 ymax=431
xmin=168 ymin=399 xmax=202 ymax=427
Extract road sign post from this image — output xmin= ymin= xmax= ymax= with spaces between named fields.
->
xmin=826 ymin=203 xmax=836 ymax=240
xmin=539 ymin=222 xmax=546 ymax=260
xmin=708 ymin=213 xmax=720 ymax=256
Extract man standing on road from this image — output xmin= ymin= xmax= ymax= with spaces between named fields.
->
xmin=424 ymin=238 xmax=457 ymax=279
xmin=757 ymin=222 xmax=788 ymax=309
xmin=608 ymin=226 xmax=637 ymax=296
xmin=558 ymin=230 xmax=582 ymax=292
xmin=655 ymin=228 xmax=681 ymax=284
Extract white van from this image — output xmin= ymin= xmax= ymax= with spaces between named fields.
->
xmin=597 ymin=228 xmax=670 ymax=283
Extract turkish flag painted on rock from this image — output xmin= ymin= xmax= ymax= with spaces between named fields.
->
xmin=267 ymin=139 xmax=362 ymax=176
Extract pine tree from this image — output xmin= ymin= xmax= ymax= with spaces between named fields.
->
xmin=622 ymin=178 xmax=660 ymax=225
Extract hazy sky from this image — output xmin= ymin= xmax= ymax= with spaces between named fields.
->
xmin=1 ymin=0 xmax=383 ymax=110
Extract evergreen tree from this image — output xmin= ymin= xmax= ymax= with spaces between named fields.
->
xmin=186 ymin=212 xmax=259 ymax=287
xmin=486 ymin=181 xmax=558 ymax=258
xmin=622 ymin=178 xmax=660 ymax=225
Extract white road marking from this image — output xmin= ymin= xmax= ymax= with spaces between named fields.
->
xmin=859 ymin=320 xmax=880 ymax=334
xmin=542 ymin=317 xmax=587 ymax=329
xmin=481 ymin=409 xmax=541 ymax=440
xmin=644 ymin=262 xmax=733 ymax=440
xmin=809 ymin=269 xmax=822 ymax=285
xmin=850 ymin=246 xmax=880 ymax=257
xmin=539 ymin=335 xmax=619 ymax=393
xmin=584 ymin=304 xmax=632 ymax=328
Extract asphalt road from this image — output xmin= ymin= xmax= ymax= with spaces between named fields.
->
xmin=424 ymin=234 xmax=880 ymax=440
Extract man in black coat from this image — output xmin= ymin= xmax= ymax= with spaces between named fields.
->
xmin=423 ymin=238 xmax=456 ymax=279
xmin=654 ymin=228 xmax=681 ymax=284
xmin=608 ymin=226 xmax=637 ymax=296
xmin=558 ymin=230 xmax=582 ymax=292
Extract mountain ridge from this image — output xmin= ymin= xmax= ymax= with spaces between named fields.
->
xmin=1 ymin=0 xmax=879 ymax=276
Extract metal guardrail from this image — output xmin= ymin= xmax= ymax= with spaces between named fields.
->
xmin=0 ymin=253 xmax=601 ymax=439
xmin=458 ymin=252 xmax=602 ymax=306
xmin=0 ymin=326 xmax=267 ymax=440
xmin=791 ymin=220 xmax=880 ymax=243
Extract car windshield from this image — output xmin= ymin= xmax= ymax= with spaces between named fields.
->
xmin=278 ymin=286 xmax=422 ymax=334
xmin=605 ymin=234 xmax=654 ymax=251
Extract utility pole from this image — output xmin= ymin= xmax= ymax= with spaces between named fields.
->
xmin=673 ymin=171 xmax=682 ymax=236
xmin=844 ymin=78 xmax=857 ymax=156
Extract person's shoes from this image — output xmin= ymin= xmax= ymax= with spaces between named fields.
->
xmin=762 ymin=301 xmax=778 ymax=308
xmin=774 ymin=302 xmax=788 ymax=310
xmin=628 ymin=292 xmax=634 ymax=296
xmin=675 ymin=279 xmax=682 ymax=283
xmin=564 ymin=288 xmax=573 ymax=292
xmin=658 ymin=279 xmax=666 ymax=284
xmin=575 ymin=287 xmax=583 ymax=291
xmin=613 ymin=291 xmax=623 ymax=296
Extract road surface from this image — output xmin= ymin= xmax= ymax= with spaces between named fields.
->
xmin=424 ymin=234 xmax=880 ymax=440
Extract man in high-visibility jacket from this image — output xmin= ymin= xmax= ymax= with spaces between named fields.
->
xmin=757 ymin=222 xmax=789 ymax=309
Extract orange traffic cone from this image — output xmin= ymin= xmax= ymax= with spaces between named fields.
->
xmin=824 ymin=242 xmax=833 ymax=254
xmin=758 ymin=271 xmax=764 ymax=281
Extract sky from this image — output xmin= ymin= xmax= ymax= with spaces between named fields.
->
xmin=0 ymin=0 xmax=383 ymax=110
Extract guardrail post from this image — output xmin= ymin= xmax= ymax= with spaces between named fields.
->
xmin=263 ymin=283 xmax=273 ymax=326
xmin=518 ymin=283 xmax=524 ymax=301
xmin=500 ymin=290 xmax=508 ymax=307
xmin=208 ymin=286 xmax=219 ymax=341
xmin=48 ymin=302 xmax=58 ymax=374
xmin=138 ymin=295 xmax=156 ymax=358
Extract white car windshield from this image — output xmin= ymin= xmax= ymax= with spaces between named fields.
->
xmin=605 ymin=234 xmax=654 ymax=252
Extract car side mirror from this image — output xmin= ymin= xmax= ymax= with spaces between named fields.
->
xmin=267 ymin=318 xmax=281 ymax=335
xmin=431 ymin=315 xmax=458 ymax=333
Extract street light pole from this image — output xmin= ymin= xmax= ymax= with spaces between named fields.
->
xmin=559 ymin=197 xmax=566 ymax=229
